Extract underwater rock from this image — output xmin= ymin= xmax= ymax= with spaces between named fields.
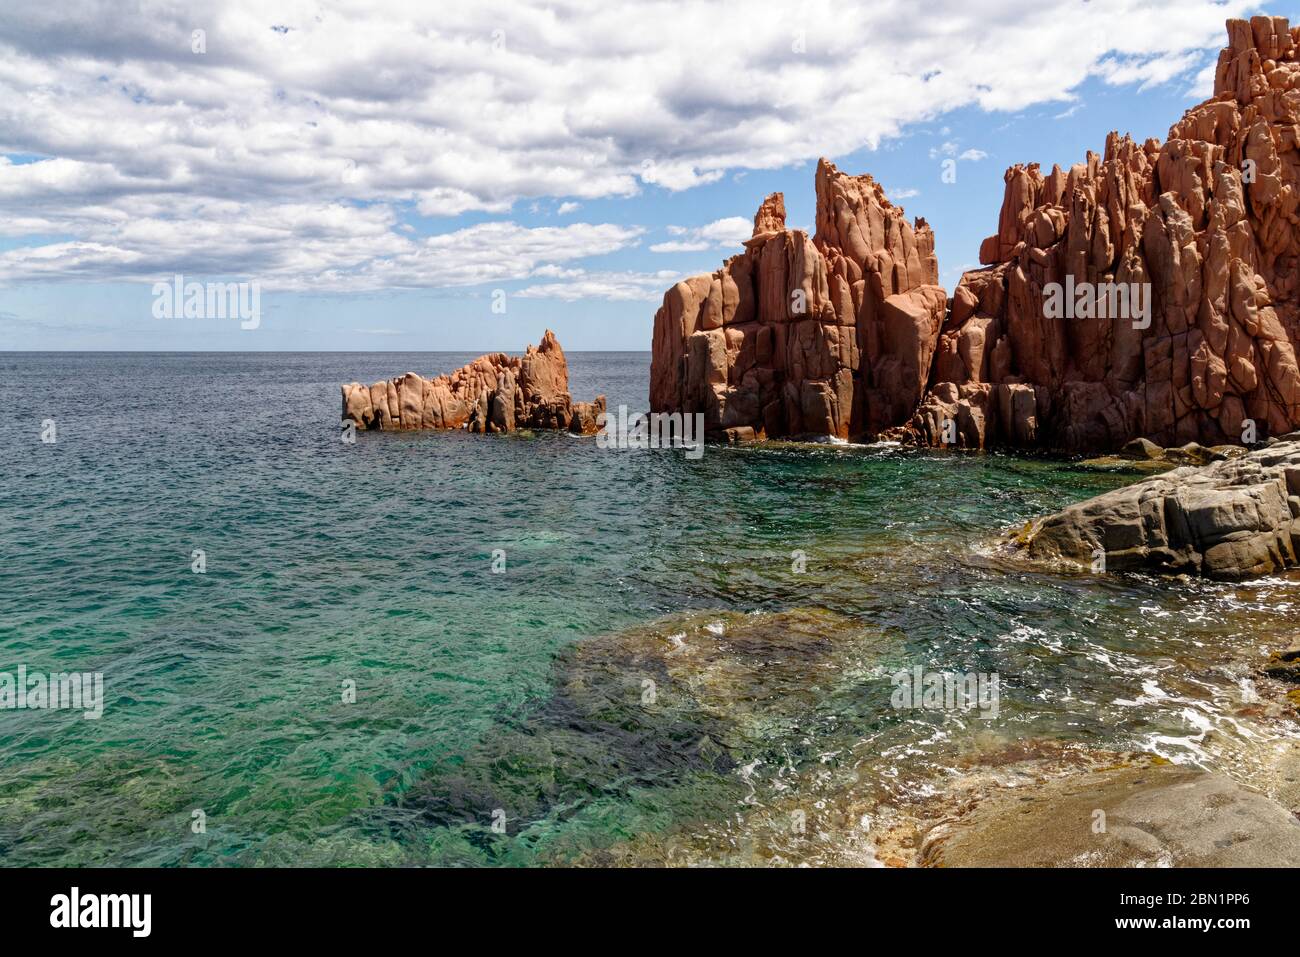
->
xmin=1264 ymin=639 xmax=1300 ymax=681
xmin=396 ymin=607 xmax=897 ymax=844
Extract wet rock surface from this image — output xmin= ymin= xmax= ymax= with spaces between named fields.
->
xmin=1264 ymin=637 xmax=1300 ymax=681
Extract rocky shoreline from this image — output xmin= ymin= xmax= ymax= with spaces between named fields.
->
xmin=560 ymin=437 xmax=1300 ymax=867
xmin=949 ymin=433 xmax=1300 ymax=868
xmin=329 ymin=18 xmax=1300 ymax=868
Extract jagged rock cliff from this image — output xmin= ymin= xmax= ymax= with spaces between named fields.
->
xmin=650 ymin=16 xmax=1300 ymax=452
xmin=649 ymin=159 xmax=946 ymax=439
xmin=340 ymin=330 xmax=604 ymax=435
xmin=902 ymin=15 xmax=1300 ymax=452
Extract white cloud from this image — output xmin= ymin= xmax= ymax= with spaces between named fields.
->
xmin=649 ymin=240 xmax=711 ymax=253
xmin=416 ymin=188 xmax=513 ymax=217
xmin=889 ymin=187 xmax=920 ymax=200
xmin=1096 ymin=50 xmax=1205 ymax=91
xmin=1186 ymin=58 xmax=1218 ymax=99
xmin=556 ymin=201 xmax=581 ymax=215
xmin=652 ymin=215 xmax=751 ymax=253
xmin=696 ymin=216 xmax=753 ymax=244
xmin=0 ymin=211 xmax=644 ymax=291
xmin=0 ymin=0 xmax=1252 ymax=293
xmin=930 ymin=142 xmax=987 ymax=163
xmin=515 ymin=269 xmax=682 ymax=301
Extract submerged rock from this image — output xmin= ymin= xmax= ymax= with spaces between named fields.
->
xmin=1078 ymin=440 xmax=1246 ymax=474
xmin=1264 ymin=640 xmax=1300 ymax=682
xmin=396 ymin=607 xmax=898 ymax=846
xmin=921 ymin=762 xmax=1300 ymax=867
xmin=340 ymin=330 xmax=600 ymax=435
xmin=1013 ymin=439 xmax=1300 ymax=579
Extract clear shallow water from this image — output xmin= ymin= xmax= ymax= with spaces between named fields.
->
xmin=0 ymin=352 xmax=1296 ymax=866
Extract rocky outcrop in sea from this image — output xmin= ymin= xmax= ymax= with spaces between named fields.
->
xmin=340 ymin=330 xmax=605 ymax=435
xmin=649 ymin=160 xmax=945 ymax=440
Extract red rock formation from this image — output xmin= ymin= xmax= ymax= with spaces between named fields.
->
xmin=341 ymin=330 xmax=597 ymax=434
xmin=649 ymin=17 xmax=1300 ymax=452
xmin=568 ymin=396 xmax=607 ymax=435
xmin=649 ymin=159 xmax=946 ymax=439
xmin=901 ymin=15 xmax=1300 ymax=452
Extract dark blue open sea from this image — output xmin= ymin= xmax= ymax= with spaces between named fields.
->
xmin=1 ymin=352 xmax=1297 ymax=865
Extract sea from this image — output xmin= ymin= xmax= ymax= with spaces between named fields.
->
xmin=1 ymin=351 xmax=1297 ymax=865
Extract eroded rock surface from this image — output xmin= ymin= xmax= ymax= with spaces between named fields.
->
xmin=341 ymin=330 xmax=597 ymax=435
xmin=901 ymin=15 xmax=1300 ymax=452
xmin=1014 ymin=438 xmax=1300 ymax=579
xmin=650 ymin=159 xmax=944 ymax=440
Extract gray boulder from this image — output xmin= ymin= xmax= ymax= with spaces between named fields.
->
xmin=1016 ymin=440 xmax=1300 ymax=579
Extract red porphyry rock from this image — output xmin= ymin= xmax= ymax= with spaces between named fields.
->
xmin=899 ymin=15 xmax=1300 ymax=451
xmin=341 ymin=329 xmax=591 ymax=434
xmin=649 ymin=159 xmax=945 ymax=439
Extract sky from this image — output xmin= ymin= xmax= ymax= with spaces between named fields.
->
xmin=0 ymin=0 xmax=1293 ymax=351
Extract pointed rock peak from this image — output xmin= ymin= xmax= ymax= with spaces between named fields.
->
xmin=752 ymin=192 xmax=786 ymax=236
xmin=815 ymin=156 xmax=889 ymax=207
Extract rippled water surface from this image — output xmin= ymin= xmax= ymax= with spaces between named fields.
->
xmin=1 ymin=352 xmax=1296 ymax=866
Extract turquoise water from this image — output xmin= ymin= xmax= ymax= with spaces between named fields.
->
xmin=1 ymin=352 xmax=1297 ymax=866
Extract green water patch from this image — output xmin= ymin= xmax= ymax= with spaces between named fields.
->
xmin=387 ymin=606 xmax=906 ymax=864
